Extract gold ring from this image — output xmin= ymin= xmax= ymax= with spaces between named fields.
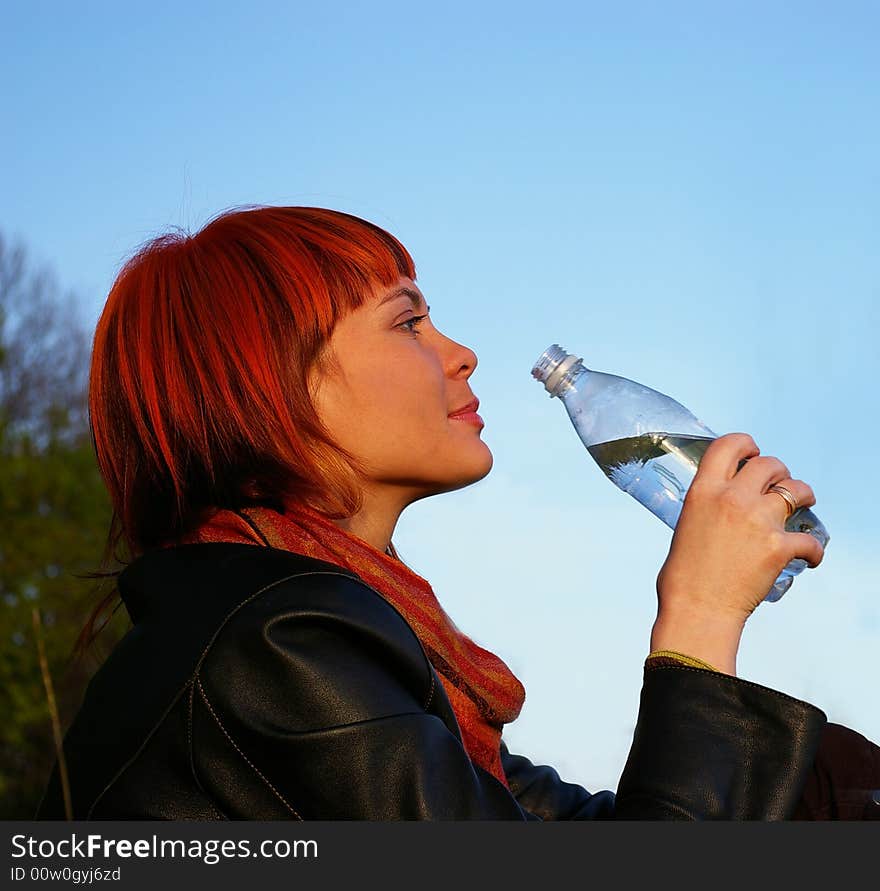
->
xmin=768 ymin=484 xmax=799 ymax=519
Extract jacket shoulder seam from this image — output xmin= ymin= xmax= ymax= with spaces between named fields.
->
xmin=188 ymin=681 xmax=228 ymax=820
xmin=423 ymin=668 xmax=436 ymax=711
xmin=195 ymin=675 xmax=304 ymax=820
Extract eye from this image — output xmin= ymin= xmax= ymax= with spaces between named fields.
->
xmin=398 ymin=312 xmax=430 ymax=335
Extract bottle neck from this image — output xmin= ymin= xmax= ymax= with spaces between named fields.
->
xmin=553 ymin=361 xmax=588 ymax=398
xmin=531 ymin=345 xmax=592 ymax=397
xmin=538 ymin=353 xmax=588 ymax=398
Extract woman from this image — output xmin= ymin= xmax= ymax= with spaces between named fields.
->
xmin=36 ymin=206 xmax=878 ymax=820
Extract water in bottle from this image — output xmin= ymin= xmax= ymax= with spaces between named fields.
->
xmin=531 ymin=344 xmax=829 ymax=603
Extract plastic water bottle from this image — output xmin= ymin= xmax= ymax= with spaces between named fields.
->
xmin=531 ymin=344 xmax=830 ymax=603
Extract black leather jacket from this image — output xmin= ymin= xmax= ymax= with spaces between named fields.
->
xmin=36 ymin=542 xmax=827 ymax=820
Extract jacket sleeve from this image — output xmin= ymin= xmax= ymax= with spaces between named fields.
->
xmin=614 ymin=665 xmax=826 ymax=819
xmin=500 ymin=665 xmax=828 ymax=822
xmin=500 ymin=741 xmax=616 ymax=819
xmin=193 ymin=572 xmax=826 ymax=820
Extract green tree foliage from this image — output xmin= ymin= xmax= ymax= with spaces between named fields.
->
xmin=0 ymin=233 xmax=129 ymax=818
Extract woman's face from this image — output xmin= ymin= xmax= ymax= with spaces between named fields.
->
xmin=308 ymin=276 xmax=493 ymax=506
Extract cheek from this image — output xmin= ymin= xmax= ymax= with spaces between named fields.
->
xmin=375 ymin=351 xmax=443 ymax=408
xmin=371 ymin=372 xmax=453 ymax=466
xmin=332 ymin=362 xmax=444 ymax=448
xmin=375 ymin=371 xmax=447 ymax=442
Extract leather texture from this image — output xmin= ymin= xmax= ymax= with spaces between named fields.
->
xmin=36 ymin=542 xmax=828 ymax=820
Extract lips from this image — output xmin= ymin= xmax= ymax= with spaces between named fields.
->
xmin=448 ymin=397 xmax=480 ymax=417
xmin=448 ymin=396 xmax=484 ymax=428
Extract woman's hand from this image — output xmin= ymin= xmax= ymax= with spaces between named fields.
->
xmin=650 ymin=432 xmax=825 ymax=675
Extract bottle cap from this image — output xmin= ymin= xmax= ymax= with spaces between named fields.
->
xmin=531 ymin=344 xmax=583 ymax=397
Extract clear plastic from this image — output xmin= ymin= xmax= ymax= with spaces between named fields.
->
xmin=531 ymin=344 xmax=830 ymax=603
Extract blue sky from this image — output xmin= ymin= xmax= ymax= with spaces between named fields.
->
xmin=4 ymin=1 xmax=878 ymax=790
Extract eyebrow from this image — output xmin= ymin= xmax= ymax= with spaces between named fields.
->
xmin=379 ymin=286 xmax=429 ymax=312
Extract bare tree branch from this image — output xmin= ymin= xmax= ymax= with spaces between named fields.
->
xmin=0 ymin=232 xmax=91 ymax=451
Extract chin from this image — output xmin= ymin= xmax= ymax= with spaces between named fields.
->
xmin=472 ymin=442 xmax=494 ymax=480
xmin=410 ymin=445 xmax=494 ymax=501
xmin=446 ymin=442 xmax=494 ymax=491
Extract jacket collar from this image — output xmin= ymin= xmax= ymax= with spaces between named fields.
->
xmin=117 ymin=541 xmax=359 ymax=626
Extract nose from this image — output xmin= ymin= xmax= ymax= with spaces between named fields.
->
xmin=440 ymin=332 xmax=478 ymax=379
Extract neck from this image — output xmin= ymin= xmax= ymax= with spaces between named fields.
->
xmin=328 ymin=488 xmax=406 ymax=554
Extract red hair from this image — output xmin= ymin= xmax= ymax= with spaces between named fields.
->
xmin=77 ymin=205 xmax=415 ymax=654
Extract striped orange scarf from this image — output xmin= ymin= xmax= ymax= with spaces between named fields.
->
xmin=174 ymin=500 xmax=526 ymax=788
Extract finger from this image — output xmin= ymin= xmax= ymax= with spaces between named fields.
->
xmin=696 ymin=433 xmax=760 ymax=482
xmin=734 ymin=455 xmax=790 ymax=492
xmin=765 ymin=478 xmax=817 ymax=523
xmin=786 ymin=530 xmax=826 ymax=569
